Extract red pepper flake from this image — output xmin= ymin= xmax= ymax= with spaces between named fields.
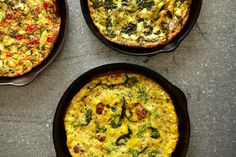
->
xmin=16 ymin=34 xmax=26 ymax=42
xmin=43 ymin=2 xmax=49 ymax=8
xmin=6 ymin=52 xmax=11 ymax=57
xmin=95 ymin=135 xmax=106 ymax=142
xmin=27 ymin=25 xmax=36 ymax=33
xmin=6 ymin=15 xmax=12 ymax=21
xmin=46 ymin=36 xmax=53 ymax=44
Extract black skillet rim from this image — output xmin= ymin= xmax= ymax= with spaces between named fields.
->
xmin=80 ymin=0 xmax=202 ymax=56
xmin=0 ymin=0 xmax=69 ymax=86
xmin=53 ymin=63 xmax=190 ymax=157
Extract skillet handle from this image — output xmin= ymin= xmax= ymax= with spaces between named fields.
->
xmin=0 ymin=72 xmax=39 ymax=86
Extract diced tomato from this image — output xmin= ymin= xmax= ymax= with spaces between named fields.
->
xmin=47 ymin=37 xmax=53 ymax=44
xmin=43 ymin=2 xmax=49 ymax=8
xmin=27 ymin=25 xmax=36 ymax=33
xmin=6 ymin=15 xmax=12 ymax=20
xmin=6 ymin=52 xmax=11 ymax=57
xmin=16 ymin=34 xmax=26 ymax=42
xmin=29 ymin=37 xmax=40 ymax=48
xmin=34 ymin=7 xmax=40 ymax=14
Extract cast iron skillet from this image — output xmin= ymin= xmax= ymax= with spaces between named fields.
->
xmin=0 ymin=0 xmax=69 ymax=86
xmin=53 ymin=63 xmax=190 ymax=157
xmin=81 ymin=0 xmax=202 ymax=56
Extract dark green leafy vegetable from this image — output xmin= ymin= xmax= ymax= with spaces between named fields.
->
xmin=78 ymin=108 xmax=93 ymax=127
xmin=111 ymin=106 xmax=118 ymax=114
xmin=105 ymin=147 xmax=112 ymax=154
xmin=122 ymin=23 xmax=137 ymax=35
xmin=136 ymin=36 xmax=145 ymax=43
xmin=128 ymin=147 xmax=148 ymax=157
xmin=85 ymin=109 xmax=92 ymax=125
xmin=137 ymin=0 xmax=155 ymax=10
xmin=144 ymin=26 xmax=153 ymax=35
xmin=120 ymin=97 xmax=126 ymax=120
xmin=111 ymin=98 xmax=126 ymax=128
xmin=6 ymin=0 xmax=15 ymax=7
xmin=106 ymin=18 xmax=116 ymax=38
xmin=145 ymin=38 xmax=159 ymax=42
xmin=122 ymin=0 xmax=128 ymax=6
xmin=110 ymin=116 xmax=122 ymax=128
xmin=149 ymin=127 xmax=160 ymax=139
xmin=115 ymin=127 xmax=132 ymax=146
xmin=138 ymin=87 xmax=148 ymax=102
xmin=95 ymin=125 xmax=107 ymax=133
xmin=125 ymin=109 xmax=138 ymax=122
xmin=104 ymin=0 xmax=117 ymax=10
xmin=92 ymin=0 xmax=103 ymax=8
xmin=125 ymin=75 xmax=139 ymax=87
xmin=136 ymin=129 xmax=144 ymax=138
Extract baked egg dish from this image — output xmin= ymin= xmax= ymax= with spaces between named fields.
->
xmin=0 ymin=0 xmax=61 ymax=77
xmin=64 ymin=72 xmax=179 ymax=157
xmin=87 ymin=0 xmax=191 ymax=48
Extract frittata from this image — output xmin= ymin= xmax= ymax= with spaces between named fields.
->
xmin=0 ymin=0 xmax=61 ymax=77
xmin=88 ymin=0 xmax=191 ymax=47
xmin=64 ymin=72 xmax=179 ymax=157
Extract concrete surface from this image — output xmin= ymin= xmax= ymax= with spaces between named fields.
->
xmin=0 ymin=0 xmax=235 ymax=156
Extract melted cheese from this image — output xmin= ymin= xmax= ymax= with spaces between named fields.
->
xmin=64 ymin=72 xmax=179 ymax=157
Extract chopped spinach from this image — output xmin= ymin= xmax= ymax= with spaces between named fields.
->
xmin=110 ymin=116 xmax=122 ymax=128
xmin=105 ymin=147 xmax=112 ymax=154
xmin=148 ymin=127 xmax=160 ymax=139
xmin=120 ymin=97 xmax=126 ymax=120
xmin=106 ymin=17 xmax=116 ymax=38
xmin=111 ymin=106 xmax=118 ymax=114
xmin=115 ymin=127 xmax=132 ymax=146
xmin=104 ymin=0 xmax=117 ymax=10
xmin=125 ymin=75 xmax=139 ymax=87
xmin=122 ymin=23 xmax=137 ymax=35
xmin=85 ymin=109 xmax=92 ymax=125
xmin=78 ymin=108 xmax=93 ymax=127
xmin=136 ymin=129 xmax=144 ymax=138
xmin=95 ymin=125 xmax=107 ymax=133
xmin=138 ymin=87 xmax=148 ymax=102
xmin=144 ymin=26 xmax=153 ymax=35
xmin=92 ymin=0 xmax=103 ymax=8
xmin=137 ymin=0 xmax=155 ymax=10
xmin=5 ymin=0 xmax=15 ymax=7
xmin=136 ymin=36 xmax=145 ymax=43
xmin=128 ymin=147 xmax=148 ymax=157
xmin=125 ymin=110 xmax=138 ymax=122
xmin=145 ymin=38 xmax=159 ymax=42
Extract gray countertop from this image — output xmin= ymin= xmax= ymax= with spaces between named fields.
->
xmin=0 ymin=0 xmax=235 ymax=157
